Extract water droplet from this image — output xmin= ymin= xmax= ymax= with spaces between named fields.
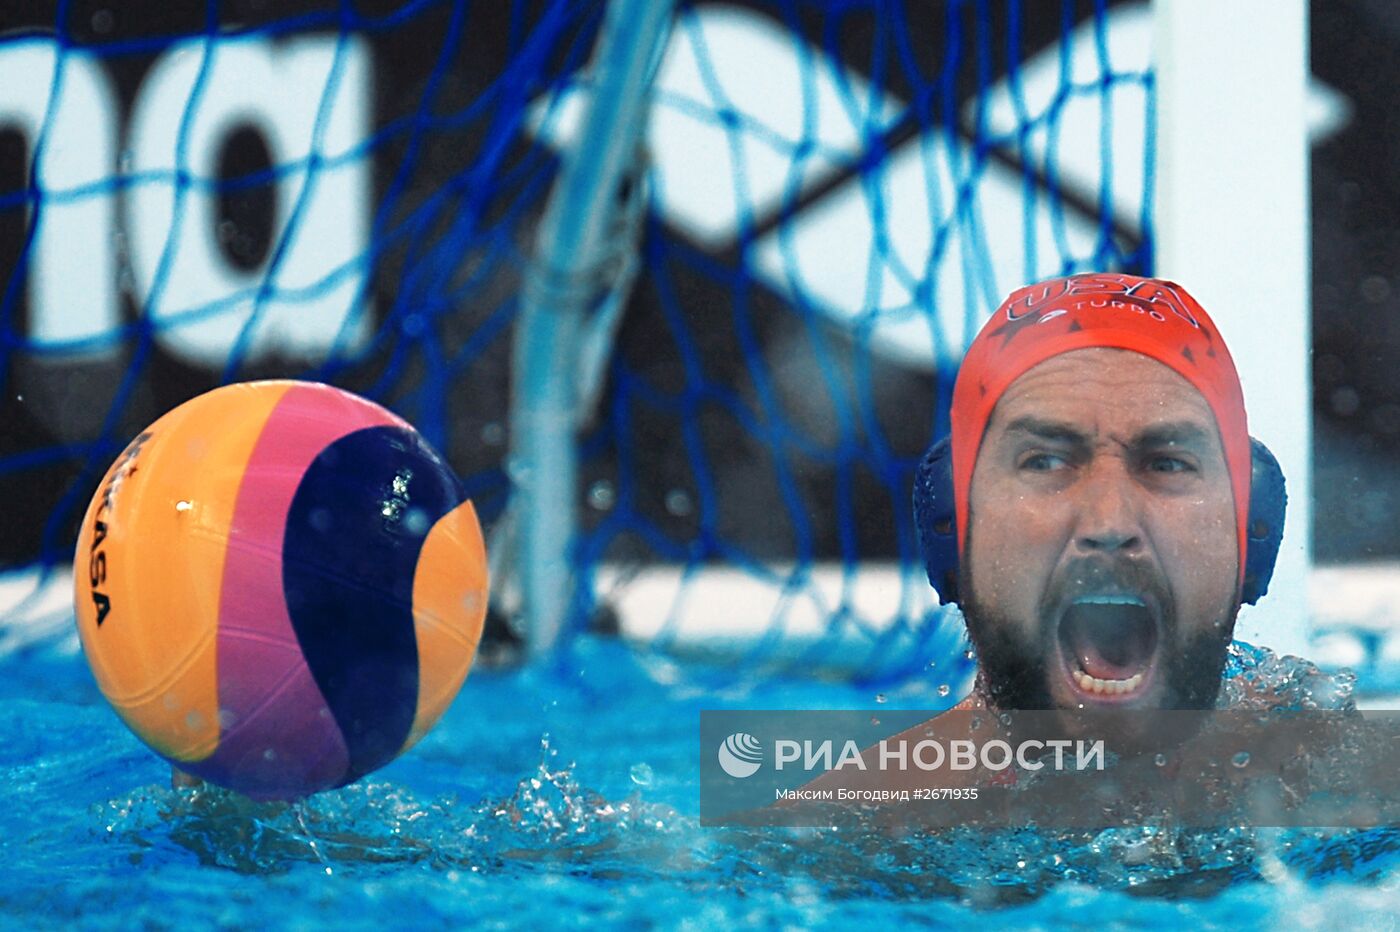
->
xmin=507 ymin=457 xmax=532 ymax=487
xmin=664 ymin=489 xmax=693 ymax=517
xmin=1016 ymin=859 xmax=1026 ymax=869
xmin=874 ymin=693 xmax=887 ymax=704
xmin=629 ymin=763 xmax=653 ymax=786
xmin=175 ymin=500 xmax=192 ymax=512
xmin=1231 ymin=751 xmax=1250 ymax=768
xmin=1154 ymin=753 xmax=1167 ymax=767
xmin=588 ymin=479 xmax=615 ymax=510
xmin=937 ymin=684 xmax=951 ymax=698
xmin=964 ymin=649 xmax=976 ymax=661
xmin=403 ymin=506 xmax=430 ymax=536
xmin=14 ymin=394 xmax=22 ymax=402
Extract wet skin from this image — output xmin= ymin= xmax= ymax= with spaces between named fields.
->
xmin=961 ymin=347 xmax=1240 ymax=714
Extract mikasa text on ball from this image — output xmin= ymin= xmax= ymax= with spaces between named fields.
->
xmin=73 ymin=380 xmax=488 ymax=800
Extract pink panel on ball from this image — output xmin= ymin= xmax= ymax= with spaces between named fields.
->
xmin=204 ymin=382 xmax=406 ymax=798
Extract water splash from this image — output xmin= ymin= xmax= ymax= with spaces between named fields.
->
xmin=96 ymin=734 xmax=684 ymax=878
xmin=90 ymin=733 xmax=1400 ymax=916
xmin=40 ymin=637 xmax=1400 ymax=921
xmin=1218 ymin=641 xmax=1356 ymax=711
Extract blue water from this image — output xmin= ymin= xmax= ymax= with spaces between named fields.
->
xmin=3 ymin=621 xmax=1400 ymax=929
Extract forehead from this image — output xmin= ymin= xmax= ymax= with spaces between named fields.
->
xmin=986 ymin=347 xmax=1219 ymax=439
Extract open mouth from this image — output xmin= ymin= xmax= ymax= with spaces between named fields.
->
xmin=1057 ymin=595 xmax=1159 ymax=700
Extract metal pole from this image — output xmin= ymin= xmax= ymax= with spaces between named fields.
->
xmin=509 ymin=0 xmax=675 ymax=658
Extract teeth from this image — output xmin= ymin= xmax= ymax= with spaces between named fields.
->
xmin=1072 ymin=667 xmax=1145 ymax=695
xmin=1072 ymin=595 xmax=1146 ymax=606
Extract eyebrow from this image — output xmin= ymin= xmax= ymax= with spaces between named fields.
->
xmin=1132 ymin=420 xmax=1213 ymax=448
xmin=999 ymin=415 xmax=1214 ymax=449
xmin=1000 ymin=416 xmax=1089 ymax=445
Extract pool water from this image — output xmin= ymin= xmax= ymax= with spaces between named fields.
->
xmin=2 ymin=610 xmax=1399 ymax=928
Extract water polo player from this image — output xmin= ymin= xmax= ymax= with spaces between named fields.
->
xmin=914 ymin=272 xmax=1286 ymax=714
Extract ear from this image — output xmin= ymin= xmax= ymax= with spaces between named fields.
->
xmin=913 ymin=436 xmax=960 ymax=605
xmin=1241 ymin=437 xmax=1286 ymax=605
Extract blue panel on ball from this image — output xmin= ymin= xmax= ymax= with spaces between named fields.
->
xmin=283 ymin=425 xmax=464 ymax=782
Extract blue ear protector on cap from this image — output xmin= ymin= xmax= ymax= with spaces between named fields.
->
xmin=913 ymin=436 xmax=1287 ymax=607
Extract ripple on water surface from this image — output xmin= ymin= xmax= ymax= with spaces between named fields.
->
xmin=1 ymin=637 xmax=1398 ymax=926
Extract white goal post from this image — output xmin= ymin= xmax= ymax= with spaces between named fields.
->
xmin=1154 ymin=0 xmax=1311 ymax=656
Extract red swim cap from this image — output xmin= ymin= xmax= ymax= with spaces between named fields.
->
xmin=949 ymin=273 xmax=1250 ymax=580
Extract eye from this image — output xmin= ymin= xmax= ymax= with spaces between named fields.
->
xmin=1146 ymin=455 xmax=1195 ymax=474
xmin=1020 ymin=452 xmax=1070 ymax=472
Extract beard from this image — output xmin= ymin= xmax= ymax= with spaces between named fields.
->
xmin=958 ymin=552 xmax=1237 ymax=712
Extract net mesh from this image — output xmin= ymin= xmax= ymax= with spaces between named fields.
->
xmin=0 ymin=0 xmax=1153 ymax=685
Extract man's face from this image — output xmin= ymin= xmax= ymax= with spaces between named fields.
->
xmin=962 ymin=347 xmax=1240 ymax=712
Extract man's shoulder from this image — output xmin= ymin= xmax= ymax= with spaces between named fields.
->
xmin=950 ymin=693 xmax=984 ymax=713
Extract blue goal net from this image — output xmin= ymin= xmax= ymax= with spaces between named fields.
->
xmin=0 ymin=0 xmax=1153 ymax=685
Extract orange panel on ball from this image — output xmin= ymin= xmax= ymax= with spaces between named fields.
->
xmin=73 ymin=381 xmax=291 ymax=762
xmin=402 ymin=498 xmax=489 ymax=753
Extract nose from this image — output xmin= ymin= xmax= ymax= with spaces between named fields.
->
xmin=1072 ymin=460 xmax=1145 ymax=555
